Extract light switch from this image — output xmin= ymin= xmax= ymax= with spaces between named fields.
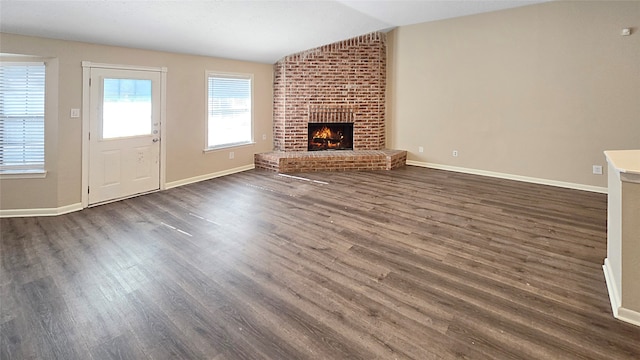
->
xmin=70 ymin=108 xmax=80 ymax=118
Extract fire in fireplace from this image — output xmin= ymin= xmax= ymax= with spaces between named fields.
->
xmin=308 ymin=123 xmax=353 ymax=151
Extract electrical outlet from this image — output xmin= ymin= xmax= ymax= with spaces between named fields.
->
xmin=418 ymin=146 xmax=424 ymax=153
xmin=229 ymin=151 xmax=234 ymax=160
xmin=452 ymin=150 xmax=459 ymax=157
xmin=593 ymin=165 xmax=603 ymax=175
xmin=70 ymin=108 xmax=80 ymax=118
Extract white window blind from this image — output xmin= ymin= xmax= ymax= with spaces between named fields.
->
xmin=207 ymin=74 xmax=252 ymax=148
xmin=0 ymin=62 xmax=45 ymax=172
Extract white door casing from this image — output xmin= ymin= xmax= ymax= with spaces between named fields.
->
xmin=81 ymin=62 xmax=167 ymax=207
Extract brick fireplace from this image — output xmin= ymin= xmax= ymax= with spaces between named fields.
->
xmin=255 ymin=32 xmax=406 ymax=173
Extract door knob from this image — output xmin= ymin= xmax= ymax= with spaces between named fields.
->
xmin=152 ymin=138 xmax=160 ymax=143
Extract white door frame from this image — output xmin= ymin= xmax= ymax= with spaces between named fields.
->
xmin=81 ymin=61 xmax=167 ymax=208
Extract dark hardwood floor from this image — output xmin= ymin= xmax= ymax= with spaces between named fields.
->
xmin=2 ymin=166 xmax=639 ymax=359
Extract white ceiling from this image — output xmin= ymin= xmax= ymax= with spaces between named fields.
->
xmin=0 ymin=0 xmax=549 ymax=64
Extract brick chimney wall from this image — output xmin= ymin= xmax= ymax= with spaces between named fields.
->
xmin=273 ymin=32 xmax=387 ymax=152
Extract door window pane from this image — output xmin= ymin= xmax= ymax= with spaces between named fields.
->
xmin=102 ymin=78 xmax=152 ymax=139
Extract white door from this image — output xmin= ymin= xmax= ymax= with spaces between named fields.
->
xmin=88 ymin=68 xmax=161 ymax=205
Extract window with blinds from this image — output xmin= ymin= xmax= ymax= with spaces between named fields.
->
xmin=207 ymin=73 xmax=253 ymax=149
xmin=0 ymin=62 xmax=46 ymax=173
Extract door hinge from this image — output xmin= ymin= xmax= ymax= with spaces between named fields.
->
xmin=87 ymin=186 xmax=90 ymax=194
xmin=88 ymin=132 xmax=91 ymax=140
xmin=89 ymin=78 xmax=91 ymax=86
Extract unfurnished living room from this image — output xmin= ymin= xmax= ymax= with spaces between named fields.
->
xmin=1 ymin=1 xmax=639 ymax=359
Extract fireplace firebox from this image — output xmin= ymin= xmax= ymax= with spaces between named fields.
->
xmin=308 ymin=123 xmax=353 ymax=151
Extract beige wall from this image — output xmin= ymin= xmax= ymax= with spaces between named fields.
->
xmin=387 ymin=0 xmax=640 ymax=188
xmin=0 ymin=33 xmax=274 ymax=211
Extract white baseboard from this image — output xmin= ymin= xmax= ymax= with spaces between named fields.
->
xmin=617 ymin=308 xmax=640 ymax=327
xmin=165 ymin=164 xmax=255 ymax=189
xmin=603 ymin=259 xmax=640 ymax=327
xmin=0 ymin=202 xmax=83 ymax=218
xmin=603 ymin=259 xmax=621 ymax=317
xmin=406 ymin=161 xmax=607 ymax=194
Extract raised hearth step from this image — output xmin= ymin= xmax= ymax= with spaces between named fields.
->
xmin=254 ymin=149 xmax=407 ymax=173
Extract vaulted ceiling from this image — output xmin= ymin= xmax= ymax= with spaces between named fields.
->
xmin=0 ymin=0 xmax=549 ymax=64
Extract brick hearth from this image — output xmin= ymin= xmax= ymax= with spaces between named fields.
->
xmin=254 ymin=150 xmax=406 ymax=173
xmin=255 ymin=32 xmax=406 ymax=173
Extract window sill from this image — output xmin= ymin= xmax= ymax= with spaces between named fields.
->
xmin=203 ymin=142 xmax=256 ymax=153
xmin=0 ymin=170 xmax=47 ymax=179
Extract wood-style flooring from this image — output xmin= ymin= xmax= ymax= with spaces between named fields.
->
xmin=1 ymin=166 xmax=639 ymax=359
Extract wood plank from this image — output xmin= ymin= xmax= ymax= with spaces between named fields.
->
xmin=90 ymin=333 xmax=149 ymax=360
xmin=0 ymin=319 xmax=22 ymax=360
xmin=21 ymin=277 xmax=92 ymax=359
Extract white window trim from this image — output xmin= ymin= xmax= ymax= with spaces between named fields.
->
xmin=204 ymin=71 xmax=254 ymax=151
xmin=0 ymin=58 xmax=48 ymax=178
xmin=203 ymin=141 xmax=256 ymax=153
xmin=0 ymin=169 xmax=47 ymax=179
